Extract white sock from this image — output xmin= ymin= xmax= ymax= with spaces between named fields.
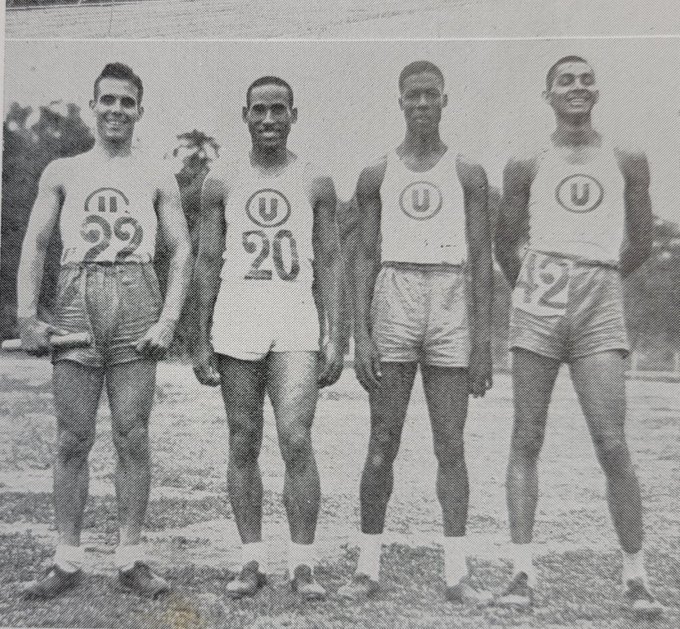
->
xmin=622 ymin=549 xmax=647 ymax=586
xmin=509 ymin=542 xmax=536 ymax=587
xmin=443 ymin=536 xmax=468 ymax=586
xmin=114 ymin=544 xmax=145 ymax=572
xmin=356 ymin=532 xmax=382 ymax=581
xmin=242 ymin=541 xmax=267 ymax=573
xmin=288 ymin=541 xmax=316 ymax=578
xmin=54 ymin=544 xmax=85 ymax=573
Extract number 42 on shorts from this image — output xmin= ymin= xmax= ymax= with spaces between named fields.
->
xmin=513 ymin=251 xmax=573 ymax=317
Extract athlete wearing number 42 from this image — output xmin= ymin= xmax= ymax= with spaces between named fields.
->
xmin=193 ymin=76 xmax=344 ymax=601
xmin=16 ymin=63 xmax=193 ymax=599
xmin=494 ymin=56 xmax=663 ymax=619
xmin=339 ymin=61 xmax=494 ymax=605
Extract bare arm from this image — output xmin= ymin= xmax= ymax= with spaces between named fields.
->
xmin=192 ymin=175 xmax=226 ymax=385
xmin=458 ymin=156 xmax=493 ymax=396
xmin=495 ymin=156 xmax=534 ymax=287
xmin=17 ymin=162 xmax=63 ymax=320
xmin=311 ymin=175 xmax=344 ymax=386
xmin=353 ymin=159 xmax=386 ymax=390
xmin=617 ymin=149 xmax=653 ymax=278
xmin=16 ymin=162 xmax=64 ymax=355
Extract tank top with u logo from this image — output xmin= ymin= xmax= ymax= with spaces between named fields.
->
xmin=379 ymin=149 xmax=468 ymax=265
xmin=528 ymin=140 xmax=626 ymax=265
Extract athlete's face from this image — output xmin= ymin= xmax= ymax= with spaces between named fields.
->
xmin=545 ymin=61 xmax=598 ymax=117
xmin=90 ymin=78 xmax=143 ymax=143
xmin=243 ymin=84 xmax=297 ymax=150
xmin=399 ymin=71 xmax=447 ymax=132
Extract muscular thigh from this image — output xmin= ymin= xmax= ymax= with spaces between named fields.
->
xmin=267 ymin=352 xmax=319 ymax=432
xmin=421 ymin=366 xmax=469 ymax=451
xmin=106 ymin=360 xmax=157 ymax=432
xmin=53 ymin=361 xmax=105 ymax=437
xmin=217 ymin=355 xmax=267 ymax=434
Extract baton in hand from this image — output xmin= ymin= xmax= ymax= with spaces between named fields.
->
xmin=1 ymin=332 xmax=92 ymax=352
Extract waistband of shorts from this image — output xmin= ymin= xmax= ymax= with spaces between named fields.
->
xmin=381 ymin=261 xmax=465 ymax=273
xmin=528 ymin=249 xmax=620 ymax=271
xmin=61 ymin=261 xmax=154 ymax=271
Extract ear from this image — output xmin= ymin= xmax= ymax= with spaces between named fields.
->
xmin=242 ymin=106 xmax=249 ymax=123
xmin=441 ymin=93 xmax=448 ymax=108
xmin=398 ymin=95 xmax=404 ymax=111
xmin=542 ymin=89 xmax=551 ymax=104
xmin=137 ymin=105 xmax=144 ymax=121
xmin=290 ymin=107 xmax=298 ymax=124
xmin=592 ymin=90 xmax=599 ymax=106
xmin=89 ymin=99 xmax=96 ymax=111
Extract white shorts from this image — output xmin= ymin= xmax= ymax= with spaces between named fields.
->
xmin=211 ymin=281 xmax=321 ymax=361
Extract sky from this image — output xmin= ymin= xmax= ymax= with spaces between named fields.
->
xmin=4 ymin=38 xmax=679 ymax=219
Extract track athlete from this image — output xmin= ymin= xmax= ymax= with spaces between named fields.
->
xmin=494 ymin=56 xmax=663 ymax=619
xmin=338 ymin=61 xmax=494 ymax=604
xmin=193 ymin=76 xmax=344 ymax=600
xmin=17 ymin=63 xmax=193 ymax=598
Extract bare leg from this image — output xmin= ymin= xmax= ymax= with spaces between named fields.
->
xmin=570 ymin=351 xmax=643 ymax=553
xmin=421 ymin=366 xmax=470 ymax=537
xmin=267 ymin=352 xmax=320 ymax=545
xmin=218 ymin=355 xmax=267 ymax=544
xmin=507 ymin=349 xmax=561 ymax=544
xmin=107 ymin=360 xmax=156 ymax=546
xmin=360 ymin=362 xmax=418 ymax=533
xmin=53 ymin=361 xmax=104 ymax=546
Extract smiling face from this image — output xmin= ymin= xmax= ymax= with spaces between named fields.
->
xmin=243 ymin=83 xmax=297 ymax=151
xmin=399 ymin=70 xmax=447 ymax=134
xmin=545 ymin=60 xmax=598 ymax=118
xmin=90 ymin=78 xmax=143 ymax=144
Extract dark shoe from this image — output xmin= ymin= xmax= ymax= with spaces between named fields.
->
xmin=118 ymin=561 xmax=170 ymax=598
xmin=445 ymin=574 xmax=493 ymax=606
xmin=290 ymin=565 xmax=326 ymax=601
xmin=496 ymin=571 xmax=534 ymax=610
xmin=23 ymin=565 xmax=83 ymax=599
xmin=337 ymin=572 xmax=380 ymax=600
xmin=225 ymin=561 xmax=267 ymax=599
xmin=623 ymin=578 xmax=664 ymax=620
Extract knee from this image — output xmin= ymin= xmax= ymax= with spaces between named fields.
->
xmin=511 ymin=428 xmax=544 ymax=463
xmin=229 ymin=425 xmax=260 ymax=468
xmin=280 ymin=428 xmax=312 ymax=470
xmin=113 ymin=423 xmax=149 ymax=461
xmin=433 ymin=437 xmax=465 ymax=469
xmin=595 ymin=437 xmax=631 ymax=476
xmin=366 ymin=429 xmax=398 ymax=474
xmin=57 ymin=428 xmax=94 ymax=464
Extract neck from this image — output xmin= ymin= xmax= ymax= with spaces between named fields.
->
xmin=552 ymin=115 xmax=599 ymax=147
xmin=94 ymin=136 xmax=133 ymax=158
xmin=401 ymin=128 xmax=444 ymax=157
xmin=250 ymin=144 xmax=291 ymax=169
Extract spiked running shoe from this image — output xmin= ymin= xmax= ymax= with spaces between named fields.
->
xmin=23 ymin=565 xmax=83 ymax=599
xmin=496 ymin=571 xmax=534 ymax=610
xmin=623 ymin=578 xmax=664 ymax=620
xmin=225 ymin=560 xmax=267 ymax=599
xmin=445 ymin=574 xmax=493 ymax=606
xmin=290 ymin=565 xmax=326 ymax=601
xmin=119 ymin=562 xmax=170 ymax=598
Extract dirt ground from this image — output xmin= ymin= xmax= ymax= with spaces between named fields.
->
xmin=5 ymin=0 xmax=678 ymax=39
xmin=0 ymin=354 xmax=678 ymax=627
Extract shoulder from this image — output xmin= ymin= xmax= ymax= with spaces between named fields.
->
xmin=502 ymin=147 xmax=542 ymax=188
xmin=612 ymin=142 xmax=649 ymax=182
xmin=357 ymin=154 xmax=388 ymax=196
xmin=455 ymin=153 xmax=487 ymax=187
xmin=41 ymin=153 xmax=82 ymax=186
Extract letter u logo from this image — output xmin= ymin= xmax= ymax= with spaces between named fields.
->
xmin=259 ymin=196 xmax=278 ymax=221
xmin=412 ymin=188 xmax=431 ymax=213
xmin=570 ymin=182 xmax=590 ymax=206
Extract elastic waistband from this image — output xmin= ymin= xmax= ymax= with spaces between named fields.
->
xmin=62 ymin=261 xmax=153 ymax=270
xmin=382 ymin=261 xmax=465 ymax=272
xmin=528 ymin=250 xmax=619 ymax=271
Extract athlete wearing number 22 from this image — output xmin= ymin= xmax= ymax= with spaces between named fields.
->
xmin=16 ymin=63 xmax=193 ymax=599
xmin=494 ymin=56 xmax=663 ymax=618
xmin=194 ymin=76 xmax=344 ymax=600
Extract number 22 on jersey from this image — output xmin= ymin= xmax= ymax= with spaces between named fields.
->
xmin=513 ymin=251 xmax=572 ymax=317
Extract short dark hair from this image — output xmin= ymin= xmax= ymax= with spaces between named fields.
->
xmin=94 ymin=62 xmax=143 ymax=104
xmin=545 ymin=56 xmax=593 ymax=90
xmin=398 ymin=61 xmax=445 ymax=92
xmin=246 ymin=76 xmax=294 ymax=108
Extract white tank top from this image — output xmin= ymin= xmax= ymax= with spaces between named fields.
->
xmin=220 ymin=158 xmax=315 ymax=290
xmin=379 ymin=149 xmax=467 ymax=265
xmin=59 ymin=150 xmax=162 ymax=264
xmin=528 ymin=141 xmax=626 ymax=264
